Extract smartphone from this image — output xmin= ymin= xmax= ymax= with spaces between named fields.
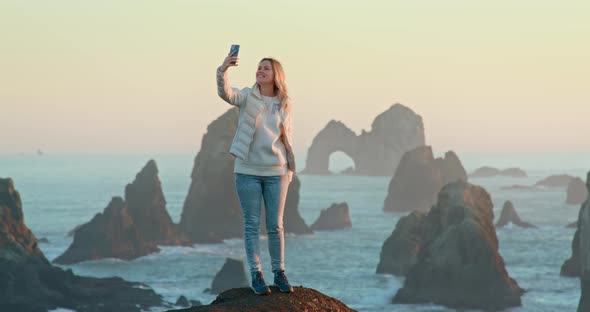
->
xmin=229 ymin=44 xmax=240 ymax=64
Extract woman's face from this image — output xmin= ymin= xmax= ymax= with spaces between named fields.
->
xmin=256 ymin=60 xmax=274 ymax=86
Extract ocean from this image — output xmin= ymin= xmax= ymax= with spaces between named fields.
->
xmin=1 ymin=153 xmax=588 ymax=312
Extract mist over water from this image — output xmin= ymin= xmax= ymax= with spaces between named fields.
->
xmin=1 ymin=152 xmax=586 ymax=311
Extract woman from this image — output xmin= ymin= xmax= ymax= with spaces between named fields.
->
xmin=216 ymin=50 xmax=296 ymax=295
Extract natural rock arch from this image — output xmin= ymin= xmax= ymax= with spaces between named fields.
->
xmin=301 ymin=103 xmax=425 ymax=176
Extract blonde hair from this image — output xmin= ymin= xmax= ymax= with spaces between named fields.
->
xmin=256 ymin=57 xmax=290 ymax=110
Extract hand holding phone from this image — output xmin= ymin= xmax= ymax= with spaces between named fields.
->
xmin=221 ymin=44 xmax=240 ymax=72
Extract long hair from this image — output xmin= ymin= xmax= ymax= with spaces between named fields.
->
xmin=257 ymin=57 xmax=290 ymax=110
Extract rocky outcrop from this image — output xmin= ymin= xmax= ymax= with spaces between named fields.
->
xmin=54 ymin=160 xmax=189 ymax=264
xmin=206 ymin=258 xmax=248 ymax=295
xmin=577 ymin=171 xmax=590 ymax=311
xmin=562 ymin=172 xmax=590 ymax=281
xmin=301 ymin=104 xmax=425 ymax=176
xmin=567 ymin=177 xmax=588 ymax=205
xmin=310 ymin=202 xmax=352 ymax=231
xmin=166 ymin=287 xmax=356 ymax=312
xmin=392 ymin=181 xmax=523 ymax=310
xmin=0 ymin=178 xmax=165 ymax=312
xmin=495 ymin=201 xmax=536 ymax=228
xmin=383 ymin=146 xmax=467 ymax=212
xmin=469 ymin=166 xmax=527 ymax=178
xmin=124 ymin=159 xmax=187 ymax=245
xmin=54 ymin=196 xmax=160 ymax=264
xmin=179 ymin=109 xmax=311 ymax=243
xmin=535 ymin=174 xmax=575 ymax=188
xmin=376 ymin=211 xmax=427 ymax=276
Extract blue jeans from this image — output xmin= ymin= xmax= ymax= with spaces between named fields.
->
xmin=235 ymin=173 xmax=290 ymax=274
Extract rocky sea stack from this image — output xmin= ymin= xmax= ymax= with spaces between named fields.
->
xmin=383 ymin=146 xmax=467 ymax=212
xmin=310 ymin=202 xmax=352 ymax=231
xmin=54 ymin=159 xmax=189 ymax=264
xmin=392 ymin=181 xmax=524 ymax=310
xmin=495 ymin=201 xmax=536 ymax=228
xmin=179 ymin=109 xmax=311 ymax=243
xmin=0 ymin=178 xmax=164 ymax=312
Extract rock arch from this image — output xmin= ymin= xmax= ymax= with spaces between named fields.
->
xmin=301 ymin=104 xmax=425 ymax=176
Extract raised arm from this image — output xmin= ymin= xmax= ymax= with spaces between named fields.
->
xmin=216 ymin=51 xmax=248 ymax=107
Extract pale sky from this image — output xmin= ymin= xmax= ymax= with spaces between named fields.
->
xmin=1 ymin=0 xmax=589 ymax=156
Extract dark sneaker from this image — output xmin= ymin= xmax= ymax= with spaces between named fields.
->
xmin=273 ymin=270 xmax=294 ymax=293
xmin=251 ymin=271 xmax=271 ymax=295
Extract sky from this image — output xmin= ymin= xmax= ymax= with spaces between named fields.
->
xmin=1 ymin=0 xmax=589 ymax=158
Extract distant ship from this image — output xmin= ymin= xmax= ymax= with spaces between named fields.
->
xmin=37 ymin=149 xmax=44 ymax=156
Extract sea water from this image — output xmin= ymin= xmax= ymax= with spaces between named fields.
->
xmin=1 ymin=153 xmax=587 ymax=312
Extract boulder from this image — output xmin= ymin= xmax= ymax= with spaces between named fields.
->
xmin=392 ymin=181 xmax=524 ymax=310
xmin=206 ymin=258 xmax=249 ymax=295
xmin=567 ymin=177 xmax=588 ymax=205
xmin=383 ymin=146 xmax=467 ymax=212
xmin=495 ymin=201 xmax=536 ymax=228
xmin=165 ymin=287 xmax=356 ymax=312
xmin=301 ymin=104 xmax=425 ymax=176
xmin=376 ymin=211 xmax=427 ymax=276
xmin=0 ymin=178 xmax=165 ymax=312
xmin=310 ymin=202 xmax=352 ymax=231
xmin=179 ymin=109 xmax=311 ymax=243
xmin=54 ymin=160 xmax=188 ymax=264
xmin=535 ymin=174 xmax=575 ymax=188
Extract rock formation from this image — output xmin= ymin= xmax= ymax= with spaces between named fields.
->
xmin=179 ymin=109 xmax=311 ymax=243
xmin=562 ymin=172 xmax=590 ymax=281
xmin=206 ymin=258 xmax=249 ymax=295
xmin=535 ymin=174 xmax=575 ymax=188
xmin=392 ymin=181 xmax=523 ymax=310
xmin=54 ymin=160 xmax=189 ymax=264
xmin=567 ymin=177 xmax=588 ymax=205
xmin=469 ymin=166 xmax=527 ymax=178
xmin=383 ymin=146 xmax=467 ymax=212
xmin=576 ymin=171 xmax=590 ymax=311
xmin=376 ymin=211 xmax=427 ymax=276
xmin=0 ymin=178 xmax=165 ymax=312
xmin=310 ymin=202 xmax=352 ymax=231
xmin=165 ymin=287 xmax=356 ymax=312
xmin=301 ymin=104 xmax=425 ymax=176
xmin=495 ymin=201 xmax=536 ymax=228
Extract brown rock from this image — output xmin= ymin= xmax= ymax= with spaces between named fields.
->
xmin=392 ymin=181 xmax=523 ymax=310
xmin=301 ymin=104 xmax=425 ymax=176
xmin=166 ymin=287 xmax=356 ymax=312
xmin=310 ymin=202 xmax=352 ymax=231
xmin=383 ymin=146 xmax=467 ymax=212
xmin=376 ymin=211 xmax=427 ymax=276
xmin=495 ymin=201 xmax=536 ymax=228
